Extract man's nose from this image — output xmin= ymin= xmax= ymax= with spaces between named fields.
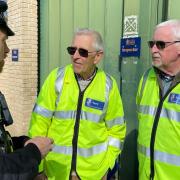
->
xmin=5 ymin=44 xmax=10 ymax=54
xmin=73 ymin=49 xmax=81 ymax=58
xmin=151 ymin=44 xmax=159 ymax=53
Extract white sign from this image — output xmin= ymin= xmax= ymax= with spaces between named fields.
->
xmin=123 ymin=15 xmax=138 ymax=37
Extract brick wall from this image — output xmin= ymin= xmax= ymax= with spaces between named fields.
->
xmin=0 ymin=0 xmax=38 ymax=136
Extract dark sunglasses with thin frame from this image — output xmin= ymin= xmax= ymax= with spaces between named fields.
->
xmin=148 ymin=40 xmax=180 ymax=50
xmin=67 ymin=46 xmax=99 ymax=58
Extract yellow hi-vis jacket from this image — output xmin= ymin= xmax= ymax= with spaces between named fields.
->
xmin=29 ymin=64 xmax=126 ymax=180
xmin=136 ymin=68 xmax=180 ymax=180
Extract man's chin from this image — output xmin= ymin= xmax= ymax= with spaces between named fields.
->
xmin=152 ymin=61 xmax=162 ymax=68
xmin=0 ymin=60 xmax=5 ymax=73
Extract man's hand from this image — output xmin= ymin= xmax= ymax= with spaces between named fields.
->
xmin=25 ymin=136 xmax=54 ymax=158
xmin=34 ymin=172 xmax=48 ymax=180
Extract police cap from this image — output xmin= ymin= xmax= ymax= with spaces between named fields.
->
xmin=0 ymin=0 xmax=14 ymax=36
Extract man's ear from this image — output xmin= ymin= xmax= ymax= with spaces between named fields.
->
xmin=94 ymin=51 xmax=103 ymax=65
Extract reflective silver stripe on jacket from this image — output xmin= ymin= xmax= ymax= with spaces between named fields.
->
xmin=33 ymin=67 xmax=65 ymax=118
xmin=34 ymin=106 xmax=125 ymax=126
xmin=33 ymin=104 xmax=54 ymax=118
xmin=106 ymin=117 xmax=124 ymax=128
xmin=54 ymin=110 xmax=102 ymax=123
xmin=138 ymin=105 xmax=157 ymax=116
xmin=53 ymin=145 xmax=72 ymax=155
xmin=54 ymin=110 xmax=76 ymax=119
xmin=55 ymin=67 xmax=65 ymax=107
xmin=52 ymin=137 xmax=122 ymax=157
xmin=161 ymin=108 xmax=180 ymax=122
xmin=138 ymin=105 xmax=180 ymax=122
xmin=139 ymin=68 xmax=151 ymax=101
xmin=77 ymin=142 xmax=108 ymax=157
xmin=103 ymin=73 xmax=112 ymax=114
xmin=104 ymin=74 xmax=124 ymax=127
xmin=138 ymin=144 xmax=180 ymax=166
xmin=109 ymin=136 xmax=122 ymax=149
xmin=80 ymin=111 xmax=101 ymax=123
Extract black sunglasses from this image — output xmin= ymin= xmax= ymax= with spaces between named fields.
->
xmin=148 ymin=40 xmax=180 ymax=50
xmin=67 ymin=46 xmax=98 ymax=58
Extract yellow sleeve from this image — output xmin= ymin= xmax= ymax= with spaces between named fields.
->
xmin=105 ymin=77 xmax=126 ymax=169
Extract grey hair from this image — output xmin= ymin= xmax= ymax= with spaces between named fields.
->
xmin=73 ymin=28 xmax=104 ymax=51
xmin=155 ymin=19 xmax=180 ymax=40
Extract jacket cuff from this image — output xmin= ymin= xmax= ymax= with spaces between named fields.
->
xmin=24 ymin=143 xmax=41 ymax=164
xmin=12 ymin=136 xmax=30 ymax=150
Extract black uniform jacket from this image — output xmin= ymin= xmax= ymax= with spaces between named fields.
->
xmin=0 ymin=143 xmax=41 ymax=180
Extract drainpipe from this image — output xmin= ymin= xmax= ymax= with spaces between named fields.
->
xmin=37 ymin=0 xmax=40 ymax=93
xmin=162 ymin=0 xmax=169 ymax=21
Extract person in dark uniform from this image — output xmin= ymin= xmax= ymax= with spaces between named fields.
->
xmin=0 ymin=1 xmax=54 ymax=179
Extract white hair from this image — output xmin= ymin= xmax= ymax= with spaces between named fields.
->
xmin=73 ymin=28 xmax=104 ymax=51
xmin=155 ymin=19 xmax=180 ymax=40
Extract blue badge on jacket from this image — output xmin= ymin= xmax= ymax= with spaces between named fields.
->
xmin=168 ymin=93 xmax=180 ymax=105
xmin=85 ymin=98 xmax=105 ymax=110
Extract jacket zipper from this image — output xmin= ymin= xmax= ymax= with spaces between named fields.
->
xmin=69 ymin=71 xmax=97 ymax=179
xmin=70 ymin=91 xmax=84 ymax=179
xmin=149 ymin=85 xmax=177 ymax=179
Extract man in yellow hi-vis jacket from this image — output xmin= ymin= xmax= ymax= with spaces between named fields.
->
xmin=29 ymin=28 xmax=126 ymax=180
xmin=137 ymin=20 xmax=180 ymax=180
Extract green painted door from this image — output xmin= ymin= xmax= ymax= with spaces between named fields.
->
xmin=39 ymin=0 xmax=123 ymax=88
xmin=168 ymin=0 xmax=180 ymax=19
